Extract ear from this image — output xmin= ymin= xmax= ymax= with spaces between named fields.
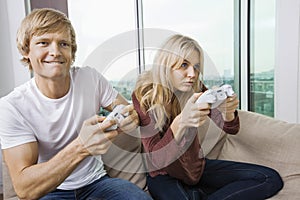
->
xmin=22 ymin=51 xmax=29 ymax=59
xmin=23 ymin=55 xmax=30 ymax=62
xmin=21 ymin=44 xmax=31 ymax=58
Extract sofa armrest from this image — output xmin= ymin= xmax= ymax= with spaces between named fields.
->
xmin=2 ymin=161 xmax=17 ymax=199
xmin=218 ymin=110 xmax=300 ymax=199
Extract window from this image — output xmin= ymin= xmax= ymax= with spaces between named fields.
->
xmin=68 ymin=0 xmax=137 ymax=100
xmin=249 ymin=0 xmax=276 ymax=117
xmin=142 ymin=0 xmax=239 ymax=92
xmin=67 ymin=0 xmax=277 ymax=117
xmin=68 ymin=0 xmax=239 ymax=101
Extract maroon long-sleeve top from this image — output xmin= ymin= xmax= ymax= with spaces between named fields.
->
xmin=132 ymin=93 xmax=240 ymax=185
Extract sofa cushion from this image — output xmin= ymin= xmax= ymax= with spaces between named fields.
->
xmin=218 ymin=110 xmax=300 ymax=199
xmin=196 ymin=116 xmax=227 ymax=159
xmin=102 ymin=129 xmax=147 ymax=189
xmin=2 ymin=161 xmax=17 ymax=200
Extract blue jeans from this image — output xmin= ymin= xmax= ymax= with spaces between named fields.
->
xmin=147 ymin=159 xmax=283 ymax=200
xmin=40 ymin=175 xmax=153 ymax=200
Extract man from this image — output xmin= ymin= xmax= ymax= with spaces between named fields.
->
xmin=0 ymin=8 xmax=152 ymax=200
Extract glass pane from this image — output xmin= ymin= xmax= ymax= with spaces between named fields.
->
xmin=68 ymin=0 xmax=137 ymax=100
xmin=250 ymin=0 xmax=276 ymax=117
xmin=142 ymin=0 xmax=237 ymax=91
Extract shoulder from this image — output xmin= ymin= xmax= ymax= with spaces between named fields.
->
xmin=70 ymin=66 xmax=99 ymax=77
xmin=70 ymin=66 xmax=108 ymax=83
xmin=0 ymin=80 xmax=34 ymax=107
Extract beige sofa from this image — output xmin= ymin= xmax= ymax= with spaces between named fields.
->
xmin=2 ymin=110 xmax=300 ymax=199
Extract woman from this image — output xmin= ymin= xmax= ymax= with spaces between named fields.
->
xmin=132 ymin=34 xmax=283 ymax=200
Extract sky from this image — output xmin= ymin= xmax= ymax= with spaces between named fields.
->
xmin=68 ymin=0 xmax=276 ymax=81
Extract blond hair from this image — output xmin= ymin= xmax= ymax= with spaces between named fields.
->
xmin=134 ymin=34 xmax=204 ymax=131
xmin=16 ymin=8 xmax=77 ymax=70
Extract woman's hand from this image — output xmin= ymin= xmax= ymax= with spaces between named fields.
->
xmin=217 ymin=94 xmax=239 ymax=121
xmin=171 ymin=93 xmax=210 ymax=143
xmin=118 ymin=104 xmax=139 ymax=133
xmin=179 ymin=93 xmax=211 ymax=128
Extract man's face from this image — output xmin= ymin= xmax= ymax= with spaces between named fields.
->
xmin=25 ymin=31 xmax=72 ymax=80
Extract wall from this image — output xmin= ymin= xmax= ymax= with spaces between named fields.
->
xmin=0 ymin=0 xmax=15 ymax=97
xmin=275 ymin=0 xmax=300 ymax=123
xmin=0 ymin=0 xmax=29 ymax=193
xmin=0 ymin=0 xmax=30 ymax=99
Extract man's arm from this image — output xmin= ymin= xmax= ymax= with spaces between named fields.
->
xmin=3 ymin=115 xmax=118 ymax=200
xmin=3 ymin=140 xmax=86 ymax=199
xmin=104 ymin=93 xmax=129 ymax=111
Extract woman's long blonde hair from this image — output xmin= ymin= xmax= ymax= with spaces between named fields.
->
xmin=134 ymin=34 xmax=204 ymax=131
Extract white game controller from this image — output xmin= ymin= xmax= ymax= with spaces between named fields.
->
xmin=196 ymin=84 xmax=235 ymax=109
xmin=103 ymin=104 xmax=128 ymax=131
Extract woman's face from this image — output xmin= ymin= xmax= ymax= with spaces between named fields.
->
xmin=170 ymin=50 xmax=201 ymax=92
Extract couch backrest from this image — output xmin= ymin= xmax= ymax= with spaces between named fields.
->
xmin=2 ymin=161 xmax=17 ymax=199
xmin=101 ymin=129 xmax=147 ymax=189
xmin=219 ymin=110 xmax=300 ymax=177
xmin=218 ymin=110 xmax=300 ymax=198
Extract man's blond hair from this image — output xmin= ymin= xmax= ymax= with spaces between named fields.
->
xmin=16 ymin=8 xmax=77 ymax=70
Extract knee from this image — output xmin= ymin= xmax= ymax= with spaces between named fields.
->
xmin=265 ymin=168 xmax=284 ymax=196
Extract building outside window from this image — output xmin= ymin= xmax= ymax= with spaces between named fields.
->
xmin=249 ymin=0 xmax=276 ymax=117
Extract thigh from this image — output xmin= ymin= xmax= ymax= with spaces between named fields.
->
xmin=39 ymin=189 xmax=76 ymax=200
xmin=147 ymin=174 xmax=188 ymax=200
xmin=199 ymin=159 xmax=283 ymax=200
xmin=200 ymin=159 xmax=281 ymax=188
xmin=77 ymin=175 xmax=152 ymax=200
xmin=147 ymin=174 xmax=205 ymax=200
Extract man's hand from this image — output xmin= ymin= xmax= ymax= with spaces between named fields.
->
xmin=78 ymin=115 xmax=118 ymax=155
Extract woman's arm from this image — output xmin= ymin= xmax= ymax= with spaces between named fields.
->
xmin=209 ymin=108 xmax=240 ymax=134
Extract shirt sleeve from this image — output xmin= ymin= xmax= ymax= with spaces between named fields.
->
xmin=77 ymin=66 xmax=118 ymax=108
xmin=0 ymin=99 xmax=36 ymax=149
xmin=209 ymin=108 xmax=240 ymax=134
xmin=94 ymin=68 xmax=118 ymax=108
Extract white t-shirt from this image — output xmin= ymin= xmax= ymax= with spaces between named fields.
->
xmin=0 ymin=66 xmax=118 ymax=190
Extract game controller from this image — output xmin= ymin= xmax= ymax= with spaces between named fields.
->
xmin=103 ymin=104 xmax=128 ymax=131
xmin=196 ymin=84 xmax=235 ymax=109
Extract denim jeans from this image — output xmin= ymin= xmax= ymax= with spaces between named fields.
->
xmin=147 ymin=158 xmax=283 ymax=200
xmin=40 ymin=175 xmax=153 ymax=200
